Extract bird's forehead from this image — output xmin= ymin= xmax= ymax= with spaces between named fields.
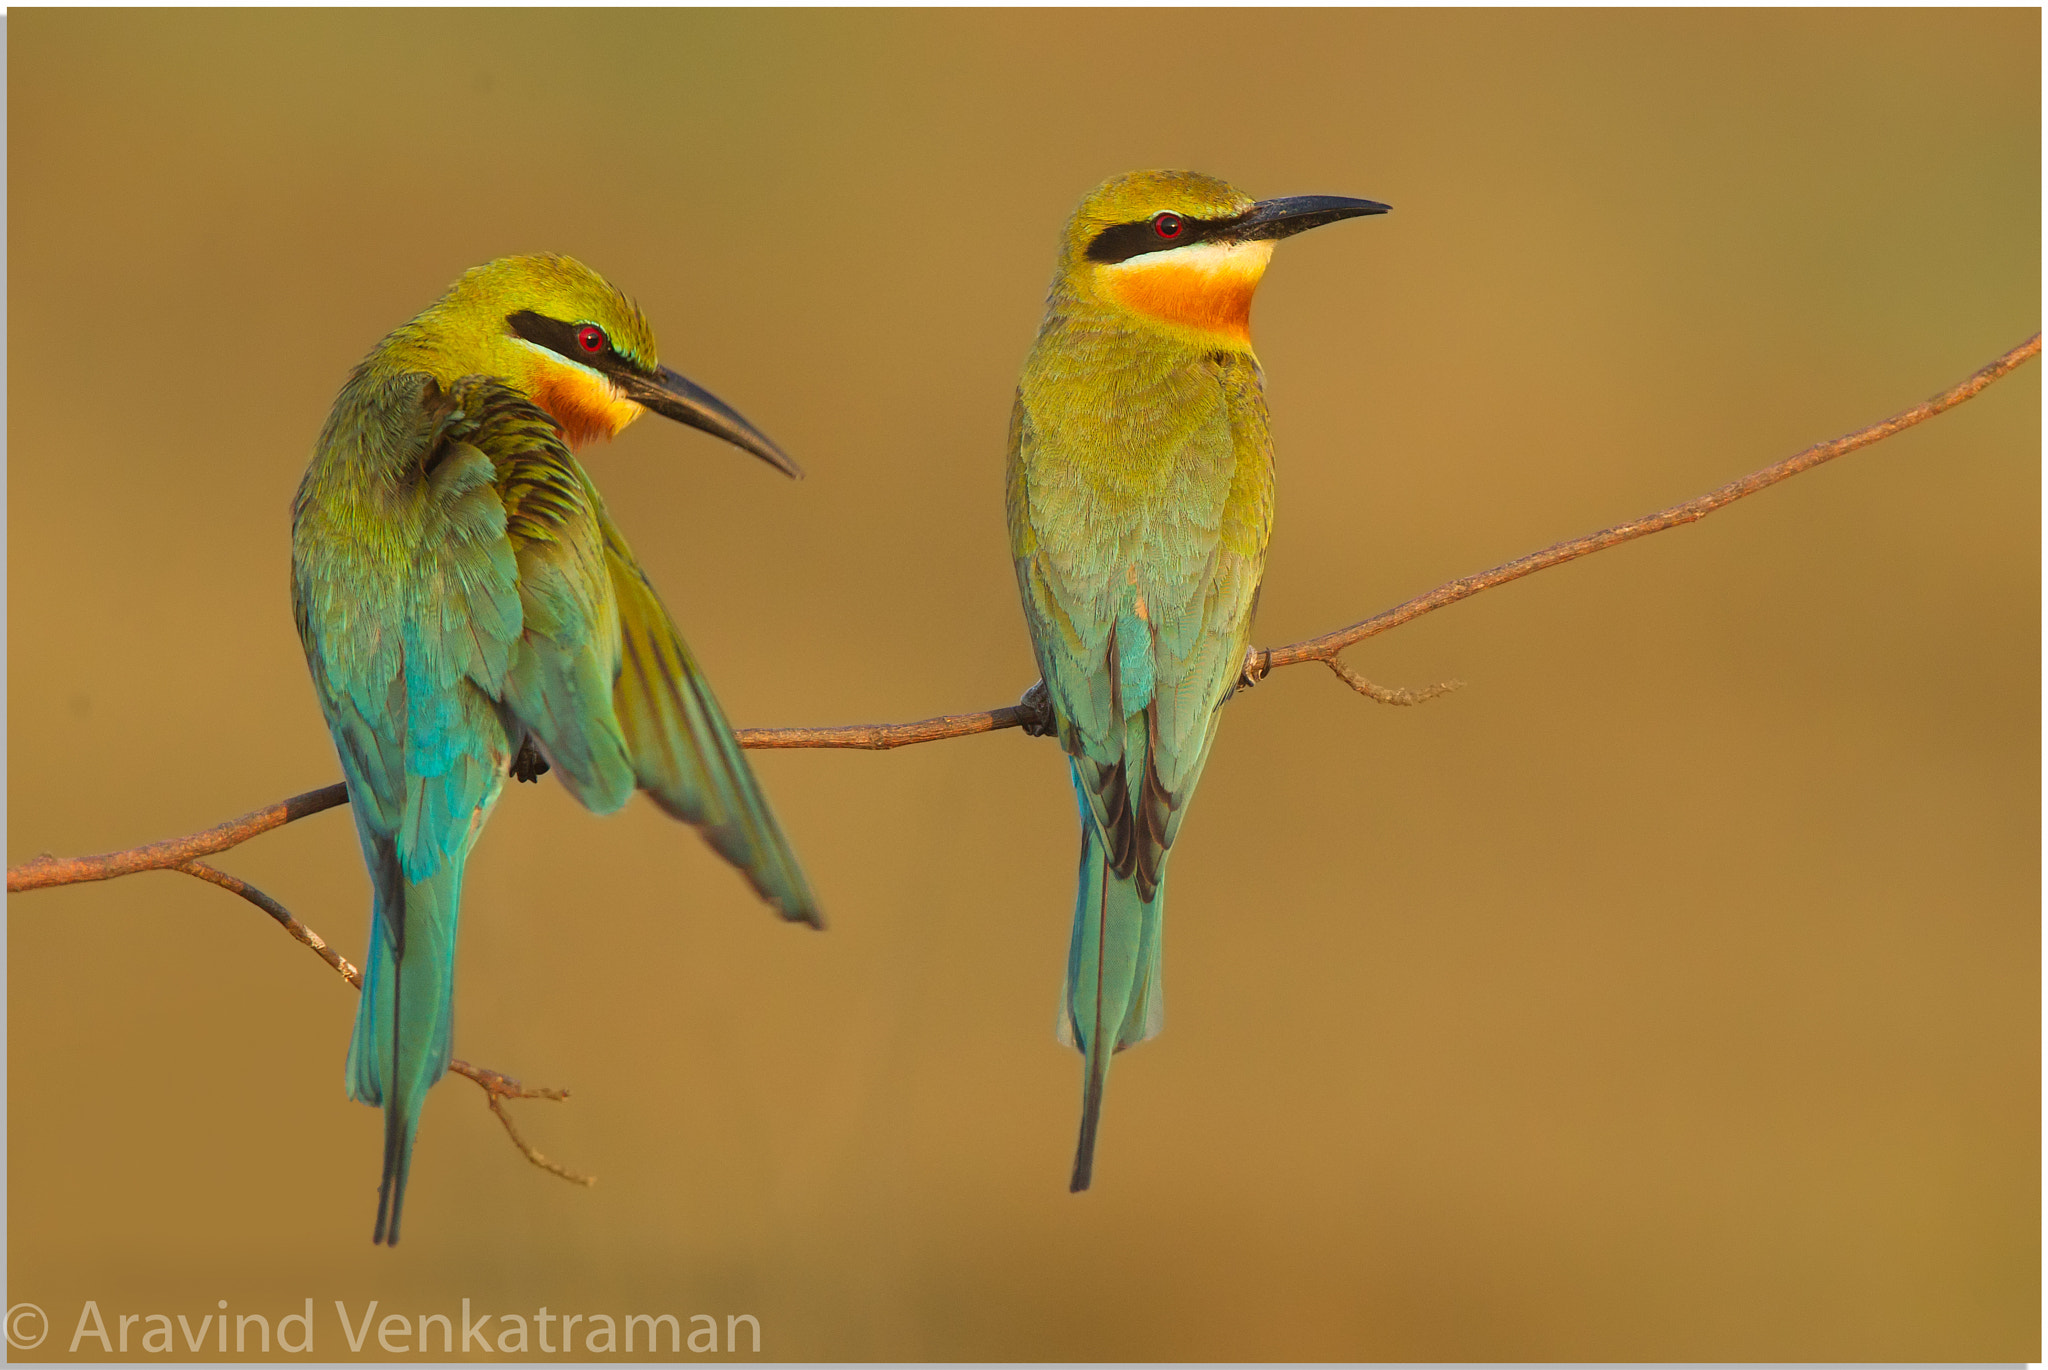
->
xmin=1071 ymin=169 xmax=1254 ymax=232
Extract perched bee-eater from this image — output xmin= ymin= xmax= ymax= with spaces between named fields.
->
xmin=292 ymin=254 xmax=819 ymax=1244
xmin=1007 ymin=172 xmax=1387 ymax=1190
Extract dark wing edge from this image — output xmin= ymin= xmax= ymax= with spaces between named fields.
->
xmin=600 ymin=509 xmax=823 ymax=928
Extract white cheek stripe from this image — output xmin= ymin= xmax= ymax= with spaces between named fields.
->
xmin=512 ymin=336 xmax=615 ymax=390
xmin=1099 ymin=238 xmax=1275 ymax=274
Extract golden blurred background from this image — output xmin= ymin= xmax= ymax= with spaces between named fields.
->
xmin=8 ymin=9 xmax=2039 ymax=1361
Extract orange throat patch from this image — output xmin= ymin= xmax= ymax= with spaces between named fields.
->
xmin=530 ymin=360 xmax=644 ymax=449
xmin=1097 ymin=240 xmax=1275 ymax=344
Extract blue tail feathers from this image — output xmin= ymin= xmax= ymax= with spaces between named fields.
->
xmin=346 ymin=859 xmax=464 ymax=1245
xmin=1061 ymin=768 xmax=1166 ymax=1192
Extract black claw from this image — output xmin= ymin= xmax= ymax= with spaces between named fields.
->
xmin=1018 ymin=680 xmax=1057 ymax=738
xmin=1235 ymin=648 xmax=1267 ymax=694
xmin=511 ymin=737 xmax=551 ymax=783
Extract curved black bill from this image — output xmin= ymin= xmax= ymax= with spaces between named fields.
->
xmin=617 ymin=365 xmax=803 ymax=479
xmin=1236 ymin=194 xmax=1391 ymax=242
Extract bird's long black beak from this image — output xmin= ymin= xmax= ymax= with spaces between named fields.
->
xmin=617 ymin=365 xmax=803 ymax=479
xmin=1235 ymin=194 xmax=1391 ymax=242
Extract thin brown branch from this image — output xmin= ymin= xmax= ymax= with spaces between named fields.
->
xmin=1322 ymin=659 xmax=1463 ymax=706
xmin=169 ymin=858 xmax=587 ymax=1185
xmin=481 ymin=1095 xmax=594 ymax=1186
xmin=8 ymin=784 xmax=349 ymax=892
xmin=451 ymin=1060 xmax=596 ymax=1187
xmin=450 ymin=1060 xmax=571 ymax=1102
xmin=735 ymin=703 xmax=1043 ymax=751
xmin=1257 ymin=332 xmax=2043 ymax=674
xmin=175 ymin=860 xmax=362 ymax=987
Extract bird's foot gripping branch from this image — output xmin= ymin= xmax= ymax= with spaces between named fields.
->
xmin=7 ymin=333 xmax=2036 ymax=1194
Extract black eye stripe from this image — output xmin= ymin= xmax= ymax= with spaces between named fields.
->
xmin=507 ymin=310 xmax=649 ymax=378
xmin=1085 ymin=210 xmax=1249 ymax=265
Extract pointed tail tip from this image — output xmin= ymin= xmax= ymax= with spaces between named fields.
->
xmin=373 ymin=1184 xmax=406 ymax=1246
xmin=1069 ymin=1122 xmax=1099 ymax=1191
xmin=372 ymin=1102 xmax=408 ymax=1246
xmin=1069 ymin=1058 xmax=1104 ymax=1193
xmin=770 ymin=888 xmax=825 ymax=930
xmin=372 ymin=1165 xmax=402 ymax=1246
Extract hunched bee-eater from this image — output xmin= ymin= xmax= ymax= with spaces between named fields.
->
xmin=1006 ymin=171 xmax=1387 ymax=1191
xmin=291 ymin=254 xmax=820 ymax=1245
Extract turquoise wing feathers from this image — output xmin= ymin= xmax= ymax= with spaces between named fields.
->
xmin=294 ymin=369 xmax=817 ymax=1243
xmin=295 ymin=372 xmax=529 ymax=1245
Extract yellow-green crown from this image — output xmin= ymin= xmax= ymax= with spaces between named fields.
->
xmin=398 ymin=253 xmax=661 ymax=377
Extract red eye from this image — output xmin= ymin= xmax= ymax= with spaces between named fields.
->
xmin=1152 ymin=212 xmax=1185 ymax=239
xmin=575 ymin=325 xmax=607 ymax=355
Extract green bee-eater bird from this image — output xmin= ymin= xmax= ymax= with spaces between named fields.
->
xmin=1007 ymin=171 xmax=1388 ymax=1190
xmin=291 ymin=254 xmax=820 ymax=1244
